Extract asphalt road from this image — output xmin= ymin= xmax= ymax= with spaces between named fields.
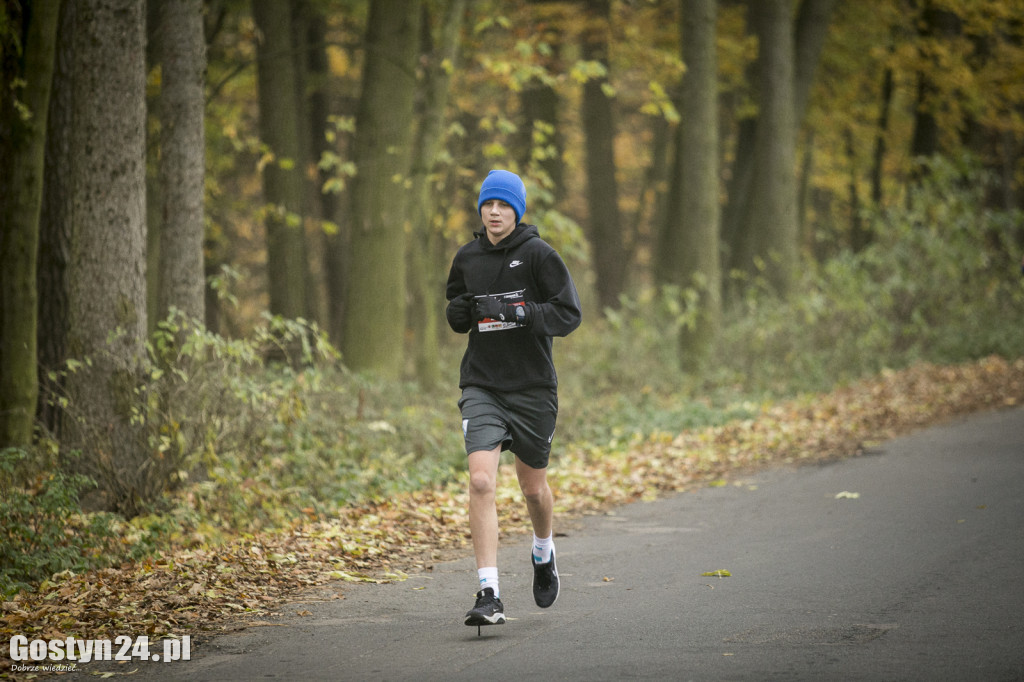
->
xmin=87 ymin=406 xmax=1023 ymax=681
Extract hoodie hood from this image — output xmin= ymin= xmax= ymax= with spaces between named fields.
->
xmin=473 ymin=223 xmax=539 ymax=251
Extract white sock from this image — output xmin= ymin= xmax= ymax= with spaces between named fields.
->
xmin=532 ymin=534 xmax=554 ymax=564
xmin=478 ymin=566 xmax=499 ymax=597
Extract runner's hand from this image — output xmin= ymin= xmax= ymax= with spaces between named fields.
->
xmin=447 ymin=292 xmax=476 ymax=327
xmin=474 ymin=296 xmax=513 ymax=322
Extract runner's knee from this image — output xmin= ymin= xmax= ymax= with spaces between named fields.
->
xmin=469 ymin=469 xmax=496 ymax=497
xmin=518 ymin=479 xmax=549 ymax=503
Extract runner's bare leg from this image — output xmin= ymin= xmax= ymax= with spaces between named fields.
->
xmin=468 ymin=447 xmax=502 ymax=569
xmin=514 ymin=456 xmax=553 ymax=540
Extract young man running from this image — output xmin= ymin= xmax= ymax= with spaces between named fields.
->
xmin=445 ymin=169 xmax=582 ymax=628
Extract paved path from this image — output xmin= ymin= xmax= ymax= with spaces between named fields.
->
xmin=93 ymin=406 xmax=1024 ymax=681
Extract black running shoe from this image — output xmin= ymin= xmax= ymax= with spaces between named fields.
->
xmin=464 ymin=587 xmax=506 ymax=626
xmin=532 ymin=547 xmax=559 ymax=608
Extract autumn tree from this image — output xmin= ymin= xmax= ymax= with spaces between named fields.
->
xmin=289 ymin=0 xmax=329 ymax=327
xmin=722 ymin=0 xmax=836 ymax=290
xmin=793 ymin=0 xmax=837 ymax=129
xmin=866 ymin=42 xmax=895 ymax=249
xmin=342 ymin=0 xmax=421 ymax=377
xmin=909 ymin=1 xmax=959 ymax=169
xmin=253 ymin=0 xmax=308 ymax=320
xmin=581 ymin=0 xmax=627 ymax=310
xmin=156 ymin=0 xmax=207 ymax=324
xmin=664 ymin=0 xmax=721 ymax=366
xmin=63 ymin=0 xmax=149 ymax=513
xmin=36 ymin=0 xmax=76 ymax=441
xmin=518 ymin=2 xmax=567 ymax=198
xmin=0 ymin=0 xmax=61 ymax=448
xmin=301 ymin=2 xmax=350 ymax=345
xmin=729 ymin=0 xmax=796 ymax=294
xmin=807 ymin=0 xmax=1022 ymax=246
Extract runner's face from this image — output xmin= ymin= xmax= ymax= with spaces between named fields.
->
xmin=480 ymin=200 xmax=517 ymax=245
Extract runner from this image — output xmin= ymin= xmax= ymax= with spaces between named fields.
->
xmin=445 ymin=169 xmax=582 ymax=631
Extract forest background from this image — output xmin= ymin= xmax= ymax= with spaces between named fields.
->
xmin=1 ymin=0 xmax=1024 ymax=629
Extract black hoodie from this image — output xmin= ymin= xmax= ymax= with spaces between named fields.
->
xmin=445 ymin=224 xmax=582 ymax=391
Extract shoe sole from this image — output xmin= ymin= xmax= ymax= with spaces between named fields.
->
xmin=464 ymin=613 xmax=506 ymax=626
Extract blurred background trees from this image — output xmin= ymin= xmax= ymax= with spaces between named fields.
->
xmin=2 ymin=0 xmax=1023 ymax=513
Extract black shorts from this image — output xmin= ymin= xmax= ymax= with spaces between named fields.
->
xmin=459 ymin=386 xmax=558 ymax=469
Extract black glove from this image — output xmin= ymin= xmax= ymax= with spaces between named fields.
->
xmin=474 ymin=296 xmax=509 ymax=322
xmin=475 ymin=297 xmax=526 ymax=324
xmin=447 ymin=292 xmax=476 ymax=328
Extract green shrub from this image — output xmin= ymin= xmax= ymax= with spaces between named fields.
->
xmin=133 ymin=313 xmax=467 ymax=533
xmin=25 ymin=313 xmax=469 ymax=565
xmin=177 ymin=365 xmax=467 ymax=534
xmin=710 ymin=156 xmax=1024 ymax=394
xmin=0 ymin=448 xmax=134 ymax=598
xmin=555 ymin=285 xmax=760 ymax=448
xmin=99 ymin=313 xmax=464 ymax=534
xmin=43 ymin=312 xmax=339 ymax=518
xmin=561 ymin=156 xmax=1024 ymax=414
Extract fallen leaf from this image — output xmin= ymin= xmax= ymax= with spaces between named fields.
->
xmin=701 ymin=569 xmax=731 ymax=578
xmin=327 ymin=570 xmax=380 ymax=583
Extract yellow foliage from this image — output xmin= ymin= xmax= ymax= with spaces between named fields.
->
xmin=326 ymin=45 xmax=349 ymax=77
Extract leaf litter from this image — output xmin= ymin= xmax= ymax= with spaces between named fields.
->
xmin=1 ymin=356 xmax=1022 ymax=675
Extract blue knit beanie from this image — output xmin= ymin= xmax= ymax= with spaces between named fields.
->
xmin=477 ymin=170 xmax=526 ymax=224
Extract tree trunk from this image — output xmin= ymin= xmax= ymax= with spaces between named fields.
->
xmin=145 ymin=0 xmax=162 ymax=335
xmin=65 ymin=0 xmax=149 ymax=513
xmin=581 ymin=0 xmax=626 ymax=310
xmin=672 ymin=0 xmax=721 ymax=366
xmin=725 ymin=0 xmax=836 ymax=284
xmin=639 ymin=115 xmax=673 ymax=285
xmin=518 ymin=15 xmax=565 ymax=199
xmin=870 ymin=58 xmax=894 ymax=210
xmin=909 ymin=75 xmax=939 ymax=162
xmin=844 ymin=127 xmax=865 ymax=255
xmin=290 ymin=0 xmax=325 ymax=326
xmin=157 ymin=0 xmax=207 ymax=324
xmin=732 ymin=0 xmax=799 ymax=295
xmin=0 ymin=0 xmax=61 ymax=448
xmin=342 ymin=0 xmax=421 ymax=377
xmin=301 ymin=5 xmax=349 ymax=345
xmin=721 ymin=116 xmax=757 ymax=278
xmin=253 ymin=0 xmax=308 ymax=320
xmin=793 ymin=0 xmax=838 ymax=124
xmin=909 ymin=1 xmax=961 ymax=185
xmin=408 ymin=0 xmax=465 ymax=389
xmin=37 ymin=0 xmax=76 ymax=441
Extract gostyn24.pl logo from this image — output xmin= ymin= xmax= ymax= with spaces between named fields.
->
xmin=9 ymin=634 xmax=191 ymax=666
